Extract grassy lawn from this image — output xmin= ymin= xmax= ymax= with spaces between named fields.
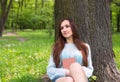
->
xmin=112 ymin=32 xmax=120 ymax=69
xmin=0 ymin=30 xmax=54 ymax=82
xmin=0 ymin=30 xmax=119 ymax=82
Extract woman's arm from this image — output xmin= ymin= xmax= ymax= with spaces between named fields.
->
xmin=47 ymin=55 xmax=66 ymax=80
xmin=82 ymin=43 xmax=94 ymax=78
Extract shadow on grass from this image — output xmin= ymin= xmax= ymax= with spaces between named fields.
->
xmin=8 ymin=74 xmax=44 ymax=82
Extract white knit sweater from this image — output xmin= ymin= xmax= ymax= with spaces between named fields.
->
xmin=47 ymin=43 xmax=94 ymax=80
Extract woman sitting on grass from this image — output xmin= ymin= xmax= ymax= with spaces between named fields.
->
xmin=47 ymin=18 xmax=94 ymax=82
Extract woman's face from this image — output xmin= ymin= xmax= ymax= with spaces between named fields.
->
xmin=60 ymin=20 xmax=73 ymax=39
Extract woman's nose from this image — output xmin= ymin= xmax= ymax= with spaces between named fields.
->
xmin=63 ymin=27 xmax=67 ymax=31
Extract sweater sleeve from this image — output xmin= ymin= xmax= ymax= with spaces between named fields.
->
xmin=82 ymin=43 xmax=94 ymax=78
xmin=47 ymin=55 xmax=66 ymax=80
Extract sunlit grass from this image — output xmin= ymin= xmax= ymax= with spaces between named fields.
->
xmin=0 ymin=30 xmax=54 ymax=82
xmin=112 ymin=32 xmax=120 ymax=69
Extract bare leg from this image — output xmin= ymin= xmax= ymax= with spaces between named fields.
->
xmin=69 ymin=62 xmax=88 ymax=82
xmin=56 ymin=76 xmax=74 ymax=82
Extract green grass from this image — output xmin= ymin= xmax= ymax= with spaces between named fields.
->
xmin=112 ymin=32 xmax=120 ymax=69
xmin=0 ymin=30 xmax=54 ymax=82
xmin=0 ymin=30 xmax=119 ymax=82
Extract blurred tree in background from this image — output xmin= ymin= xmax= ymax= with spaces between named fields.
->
xmin=111 ymin=0 xmax=120 ymax=32
xmin=0 ymin=0 xmax=13 ymax=37
xmin=0 ymin=0 xmax=54 ymax=37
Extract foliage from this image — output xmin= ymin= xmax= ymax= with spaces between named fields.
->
xmin=5 ymin=0 xmax=54 ymax=30
xmin=110 ymin=1 xmax=120 ymax=31
xmin=89 ymin=75 xmax=97 ymax=82
xmin=0 ymin=7 xmax=1 ymax=16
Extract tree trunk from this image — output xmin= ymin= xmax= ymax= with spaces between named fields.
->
xmin=0 ymin=0 xmax=13 ymax=37
xmin=89 ymin=0 xmax=120 ymax=82
xmin=54 ymin=0 xmax=120 ymax=82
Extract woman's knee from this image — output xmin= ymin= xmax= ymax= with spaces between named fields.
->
xmin=69 ymin=62 xmax=82 ymax=71
xmin=66 ymin=77 xmax=74 ymax=82
xmin=56 ymin=77 xmax=73 ymax=82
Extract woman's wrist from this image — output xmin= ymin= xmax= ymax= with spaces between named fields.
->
xmin=64 ymin=69 xmax=70 ymax=76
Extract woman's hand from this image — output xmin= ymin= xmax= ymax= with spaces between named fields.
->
xmin=64 ymin=68 xmax=71 ymax=76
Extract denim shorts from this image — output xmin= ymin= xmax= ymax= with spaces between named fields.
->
xmin=52 ymin=77 xmax=60 ymax=82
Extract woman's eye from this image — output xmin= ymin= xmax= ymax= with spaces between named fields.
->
xmin=65 ymin=25 xmax=70 ymax=28
xmin=60 ymin=26 xmax=63 ymax=30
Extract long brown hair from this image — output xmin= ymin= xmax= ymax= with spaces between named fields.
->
xmin=52 ymin=18 xmax=88 ymax=67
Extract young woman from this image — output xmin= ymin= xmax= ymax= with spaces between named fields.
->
xmin=47 ymin=18 xmax=94 ymax=82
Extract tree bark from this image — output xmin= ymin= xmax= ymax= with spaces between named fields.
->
xmin=54 ymin=0 xmax=120 ymax=82
xmin=89 ymin=0 xmax=120 ymax=82
xmin=0 ymin=0 xmax=13 ymax=37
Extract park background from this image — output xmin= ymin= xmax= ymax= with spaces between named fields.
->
xmin=0 ymin=0 xmax=120 ymax=82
